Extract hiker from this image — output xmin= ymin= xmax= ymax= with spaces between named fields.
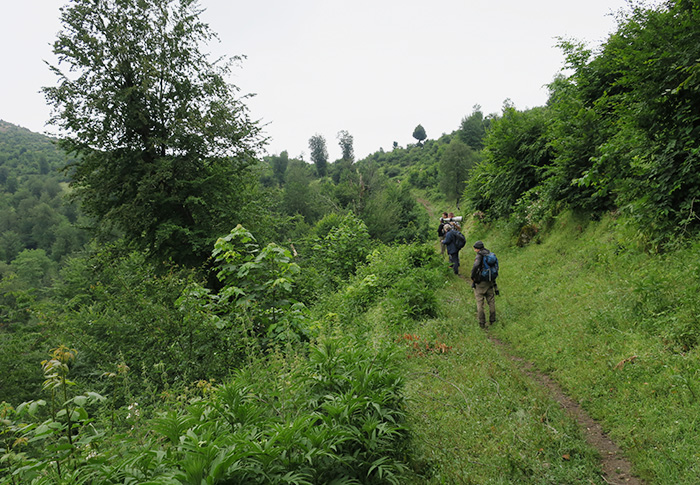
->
xmin=470 ymin=240 xmax=498 ymax=328
xmin=438 ymin=212 xmax=449 ymax=257
xmin=442 ymin=223 xmax=465 ymax=275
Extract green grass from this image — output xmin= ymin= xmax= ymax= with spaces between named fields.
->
xmin=469 ymin=211 xmax=700 ymax=484
xmin=394 ymin=276 xmax=604 ymax=484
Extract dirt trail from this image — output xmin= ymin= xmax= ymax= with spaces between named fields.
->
xmin=423 ymin=197 xmax=640 ymax=482
xmin=487 ymin=335 xmax=643 ymax=485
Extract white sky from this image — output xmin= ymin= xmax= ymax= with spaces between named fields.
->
xmin=1 ymin=0 xmax=648 ymax=161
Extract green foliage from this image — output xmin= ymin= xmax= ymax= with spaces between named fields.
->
xmin=0 ymin=347 xmax=107 ymax=484
xmin=44 ymin=0 xmax=264 ymax=267
xmin=2 ymin=338 xmax=410 ymax=484
xmin=384 ymin=274 xmax=440 ymax=321
xmin=411 ymin=124 xmax=427 ymax=145
xmin=0 ymin=322 xmax=46 ymax=404
xmin=41 ymin=247 xmax=240 ymax=403
xmin=0 ymin=122 xmax=88 ymax=266
xmin=7 ymin=249 xmax=57 ymax=290
xmin=458 ymin=105 xmax=490 ymax=151
xmin=308 ymin=134 xmax=328 ymax=177
xmin=0 ymin=249 xmax=58 ymax=330
xmin=269 ymin=150 xmax=289 ymax=186
xmin=477 ymin=212 xmax=700 ymax=483
xmin=311 ymin=212 xmax=372 ymax=284
xmin=204 ymin=224 xmax=311 ymax=346
xmin=313 ymin=242 xmax=445 ymax=333
xmin=282 ymin=159 xmax=321 ymax=223
xmin=0 ymin=122 xmax=72 ymax=180
xmin=598 ymin=1 xmax=700 ymax=240
xmin=465 ymin=106 xmax=553 ymax=220
xmin=543 ymin=73 xmax=612 ymax=214
xmin=362 ymin=181 xmax=429 ymax=244
xmin=438 ymin=138 xmax=478 ymax=203
xmin=337 ymin=130 xmax=355 ymax=163
xmin=458 ymin=2 xmax=700 ymax=246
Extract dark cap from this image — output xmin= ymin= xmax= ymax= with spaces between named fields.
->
xmin=473 ymin=240 xmax=484 ymax=249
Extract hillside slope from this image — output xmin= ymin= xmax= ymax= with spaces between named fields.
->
xmin=468 ymin=211 xmax=700 ymax=483
xmin=0 ymin=120 xmax=87 ymax=265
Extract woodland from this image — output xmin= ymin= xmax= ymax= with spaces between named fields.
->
xmin=1 ymin=0 xmax=699 ymax=483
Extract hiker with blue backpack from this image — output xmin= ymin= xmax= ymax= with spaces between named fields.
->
xmin=470 ymin=240 xmax=499 ymax=328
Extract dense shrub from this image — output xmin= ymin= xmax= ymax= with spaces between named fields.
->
xmin=1 ymin=338 xmax=409 ymax=484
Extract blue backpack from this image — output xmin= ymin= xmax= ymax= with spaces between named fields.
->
xmin=480 ymin=252 xmax=499 ymax=282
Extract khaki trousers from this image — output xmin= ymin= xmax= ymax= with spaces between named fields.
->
xmin=474 ymin=281 xmax=496 ymax=327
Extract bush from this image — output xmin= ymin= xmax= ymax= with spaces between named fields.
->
xmin=1 ymin=338 xmax=410 ymax=484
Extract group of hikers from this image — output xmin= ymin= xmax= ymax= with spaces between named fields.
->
xmin=438 ymin=212 xmax=498 ymax=329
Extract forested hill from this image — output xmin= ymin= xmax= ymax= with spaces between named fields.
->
xmin=0 ymin=120 xmax=88 ymax=272
xmin=0 ymin=120 xmax=69 ymax=177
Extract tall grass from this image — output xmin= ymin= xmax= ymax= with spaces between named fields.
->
xmin=334 ymin=242 xmax=605 ymax=483
xmin=471 ymin=211 xmax=700 ymax=483
xmin=397 ymin=279 xmax=603 ymax=484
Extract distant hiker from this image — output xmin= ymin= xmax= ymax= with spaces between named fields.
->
xmin=470 ymin=240 xmax=499 ymax=328
xmin=442 ymin=223 xmax=466 ymax=275
xmin=438 ymin=212 xmax=449 ymax=257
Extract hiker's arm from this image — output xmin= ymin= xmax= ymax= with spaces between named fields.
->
xmin=471 ymin=254 xmax=482 ymax=281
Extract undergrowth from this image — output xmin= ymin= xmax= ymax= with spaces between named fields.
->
xmin=8 ymin=219 xmax=690 ymax=484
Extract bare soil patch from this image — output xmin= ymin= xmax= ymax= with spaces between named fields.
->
xmin=488 ymin=335 xmax=644 ymax=485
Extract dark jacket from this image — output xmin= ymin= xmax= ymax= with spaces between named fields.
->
xmin=471 ymin=248 xmax=490 ymax=282
xmin=442 ymin=228 xmax=461 ymax=255
xmin=438 ymin=221 xmax=447 ymax=237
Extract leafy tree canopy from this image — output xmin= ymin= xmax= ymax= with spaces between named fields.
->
xmin=337 ymin=130 xmax=354 ymax=162
xmin=412 ymin=124 xmax=427 ymax=145
xmin=458 ymin=106 xmax=490 ymax=151
xmin=439 ymin=138 xmax=478 ymax=204
xmin=308 ymin=134 xmax=328 ymax=177
xmin=43 ymin=0 xmax=265 ymax=267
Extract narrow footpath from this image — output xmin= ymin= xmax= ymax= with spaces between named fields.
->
xmin=450 ymin=266 xmax=643 ymax=484
xmin=487 ymin=329 xmax=642 ymax=484
xmin=418 ymin=197 xmax=641 ymax=483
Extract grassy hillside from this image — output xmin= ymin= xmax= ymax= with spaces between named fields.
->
xmin=465 ymin=211 xmax=700 ymax=483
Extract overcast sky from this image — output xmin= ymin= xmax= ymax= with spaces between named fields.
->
xmin=1 ymin=0 xmax=649 ymax=161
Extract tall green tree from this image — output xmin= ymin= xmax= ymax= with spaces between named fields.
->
xmin=337 ymin=130 xmax=355 ymax=162
xmin=465 ymin=106 xmax=552 ymax=219
xmin=270 ymin=150 xmax=289 ymax=186
xmin=308 ymin=134 xmax=328 ymax=177
xmin=412 ymin=124 xmax=427 ymax=146
xmin=458 ymin=106 xmax=489 ymax=151
xmin=43 ymin=0 xmax=264 ymax=267
xmin=439 ymin=138 xmax=478 ymax=204
xmin=283 ymin=159 xmax=315 ymax=221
